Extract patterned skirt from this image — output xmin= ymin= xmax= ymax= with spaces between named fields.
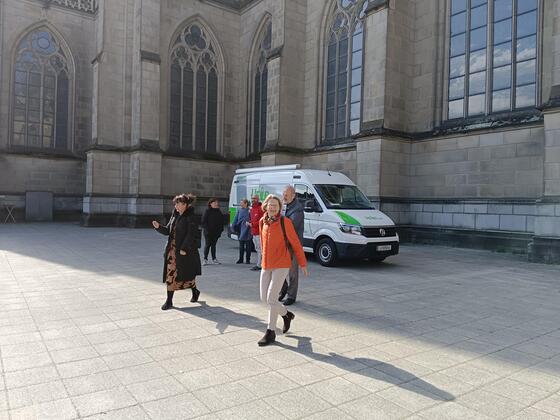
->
xmin=166 ymin=238 xmax=196 ymax=291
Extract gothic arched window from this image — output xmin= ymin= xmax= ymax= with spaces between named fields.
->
xmin=11 ymin=28 xmax=72 ymax=150
xmin=169 ymin=23 xmax=221 ymax=153
xmin=251 ymin=21 xmax=272 ymax=154
xmin=324 ymin=0 xmax=367 ymax=143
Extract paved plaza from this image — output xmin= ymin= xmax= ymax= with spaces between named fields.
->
xmin=1 ymin=224 xmax=560 ymax=419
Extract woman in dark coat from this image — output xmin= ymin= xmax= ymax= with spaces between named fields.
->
xmin=152 ymin=193 xmax=202 ymax=310
xmin=201 ymin=198 xmax=225 ymax=265
xmin=231 ymin=198 xmax=252 ymax=264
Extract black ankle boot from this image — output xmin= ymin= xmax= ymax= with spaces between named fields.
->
xmin=282 ymin=311 xmax=295 ymax=334
xmin=161 ymin=291 xmax=174 ymax=310
xmin=257 ymin=329 xmax=276 ymax=346
xmin=190 ymin=287 xmax=200 ymax=303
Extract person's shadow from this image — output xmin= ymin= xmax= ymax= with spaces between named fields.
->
xmin=277 ymin=335 xmax=454 ymax=401
xmin=177 ymin=303 xmax=455 ymax=401
xmin=176 ymin=301 xmax=267 ymax=334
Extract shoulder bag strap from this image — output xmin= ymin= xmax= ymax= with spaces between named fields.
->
xmin=280 ymin=216 xmax=294 ymax=256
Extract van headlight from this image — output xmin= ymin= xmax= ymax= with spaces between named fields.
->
xmin=339 ymin=223 xmax=362 ymax=235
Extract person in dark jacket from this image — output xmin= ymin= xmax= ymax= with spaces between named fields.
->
xmin=201 ymin=198 xmax=225 ymax=265
xmin=152 ymin=193 xmax=202 ymax=310
xmin=231 ymin=198 xmax=252 ymax=264
xmin=279 ymin=185 xmax=305 ymax=305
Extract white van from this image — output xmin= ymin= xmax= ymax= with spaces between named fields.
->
xmin=228 ymin=164 xmax=399 ymax=266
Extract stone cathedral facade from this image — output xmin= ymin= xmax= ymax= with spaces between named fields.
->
xmin=1 ymin=0 xmax=560 ymax=263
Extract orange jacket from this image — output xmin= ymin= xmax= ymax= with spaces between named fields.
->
xmin=259 ymin=216 xmax=307 ymax=270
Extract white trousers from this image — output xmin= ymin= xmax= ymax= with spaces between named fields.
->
xmin=253 ymin=235 xmax=262 ymax=267
xmin=260 ymin=268 xmax=290 ymax=330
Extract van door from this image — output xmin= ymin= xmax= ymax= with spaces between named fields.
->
xmin=295 ymin=183 xmax=322 ymax=248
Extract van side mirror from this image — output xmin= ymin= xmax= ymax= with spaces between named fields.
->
xmin=304 ymin=200 xmax=322 ymax=213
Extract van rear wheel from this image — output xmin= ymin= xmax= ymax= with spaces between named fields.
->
xmin=316 ymin=238 xmax=338 ymax=267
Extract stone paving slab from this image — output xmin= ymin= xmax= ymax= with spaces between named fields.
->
xmin=1 ymin=223 xmax=560 ymax=419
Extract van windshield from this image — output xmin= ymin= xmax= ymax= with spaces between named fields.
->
xmin=314 ymin=184 xmax=375 ymax=210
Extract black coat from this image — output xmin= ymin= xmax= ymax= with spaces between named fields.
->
xmin=156 ymin=207 xmax=202 ymax=283
xmin=201 ymin=207 xmax=225 ymax=239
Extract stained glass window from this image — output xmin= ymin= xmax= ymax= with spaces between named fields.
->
xmin=12 ymin=29 xmax=71 ymax=149
xmin=170 ymin=24 xmax=220 ymax=153
xmin=324 ymin=0 xmax=367 ymax=142
xmin=251 ymin=21 xmax=272 ymax=154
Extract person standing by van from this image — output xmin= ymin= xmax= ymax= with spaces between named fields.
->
xmin=231 ymin=199 xmax=252 ymax=264
xmin=152 ymin=194 xmax=201 ymax=310
xmin=279 ymin=185 xmax=304 ymax=305
xmin=201 ymin=198 xmax=225 ymax=265
xmin=249 ymin=195 xmax=264 ymax=271
xmin=258 ymin=194 xmax=308 ymax=346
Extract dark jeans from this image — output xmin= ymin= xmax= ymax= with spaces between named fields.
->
xmin=238 ymin=240 xmax=252 ymax=263
xmin=204 ymin=235 xmax=219 ymax=260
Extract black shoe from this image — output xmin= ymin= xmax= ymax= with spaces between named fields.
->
xmin=245 ymin=261 xmax=251 ymax=264
xmin=250 ymin=266 xmax=260 ymax=271
xmin=282 ymin=311 xmax=295 ymax=333
xmin=278 ymin=290 xmax=287 ymax=302
xmin=284 ymin=298 xmax=296 ymax=306
xmin=257 ymin=329 xmax=276 ymax=346
xmin=190 ymin=287 xmax=200 ymax=303
xmin=236 ymin=260 xmax=243 ymax=264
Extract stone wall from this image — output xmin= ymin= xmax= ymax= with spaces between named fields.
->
xmin=381 ymin=199 xmax=537 ymax=234
xmin=383 ymin=0 xmax=414 ymax=132
xmin=160 ymin=156 xmax=236 ymax=200
xmin=299 ymin=148 xmax=357 ymax=181
xmin=0 ymin=154 xmax=84 ymax=220
xmin=0 ymin=154 xmax=84 ymax=194
xmin=409 ymin=127 xmax=544 ymax=199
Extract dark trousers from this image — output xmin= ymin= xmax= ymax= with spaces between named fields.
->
xmin=204 ymin=235 xmax=219 ymax=260
xmin=280 ymin=256 xmax=299 ymax=300
xmin=238 ymin=240 xmax=252 ymax=263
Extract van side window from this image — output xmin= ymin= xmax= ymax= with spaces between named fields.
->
xmin=235 ymin=177 xmax=247 ymax=205
xmin=295 ymin=184 xmax=317 ymax=207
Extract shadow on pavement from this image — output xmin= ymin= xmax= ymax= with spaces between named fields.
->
xmin=177 ymin=303 xmax=455 ymax=402
xmin=175 ymin=302 xmax=267 ymax=334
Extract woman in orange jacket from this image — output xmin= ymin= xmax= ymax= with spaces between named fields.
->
xmin=258 ymin=194 xmax=308 ymax=346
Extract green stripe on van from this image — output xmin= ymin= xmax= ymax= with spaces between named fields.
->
xmin=335 ymin=211 xmax=361 ymax=226
xmin=229 ymin=207 xmax=237 ymax=224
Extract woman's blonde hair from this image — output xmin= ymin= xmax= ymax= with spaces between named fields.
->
xmin=262 ymin=194 xmax=282 ymax=215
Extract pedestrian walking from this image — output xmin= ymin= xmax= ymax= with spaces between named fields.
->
xmin=258 ymin=194 xmax=308 ymax=346
xmin=279 ymin=185 xmax=304 ymax=305
xmin=152 ymin=193 xmax=202 ymax=310
xmin=249 ymin=194 xmax=264 ymax=271
xmin=201 ymin=198 xmax=225 ymax=265
xmin=231 ymin=198 xmax=252 ymax=264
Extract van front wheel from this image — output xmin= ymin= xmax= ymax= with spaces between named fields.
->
xmin=316 ymin=238 xmax=338 ymax=267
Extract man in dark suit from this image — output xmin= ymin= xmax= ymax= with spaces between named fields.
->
xmin=279 ymin=185 xmax=304 ymax=305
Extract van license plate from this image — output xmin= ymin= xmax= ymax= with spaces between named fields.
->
xmin=377 ymin=245 xmax=392 ymax=251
